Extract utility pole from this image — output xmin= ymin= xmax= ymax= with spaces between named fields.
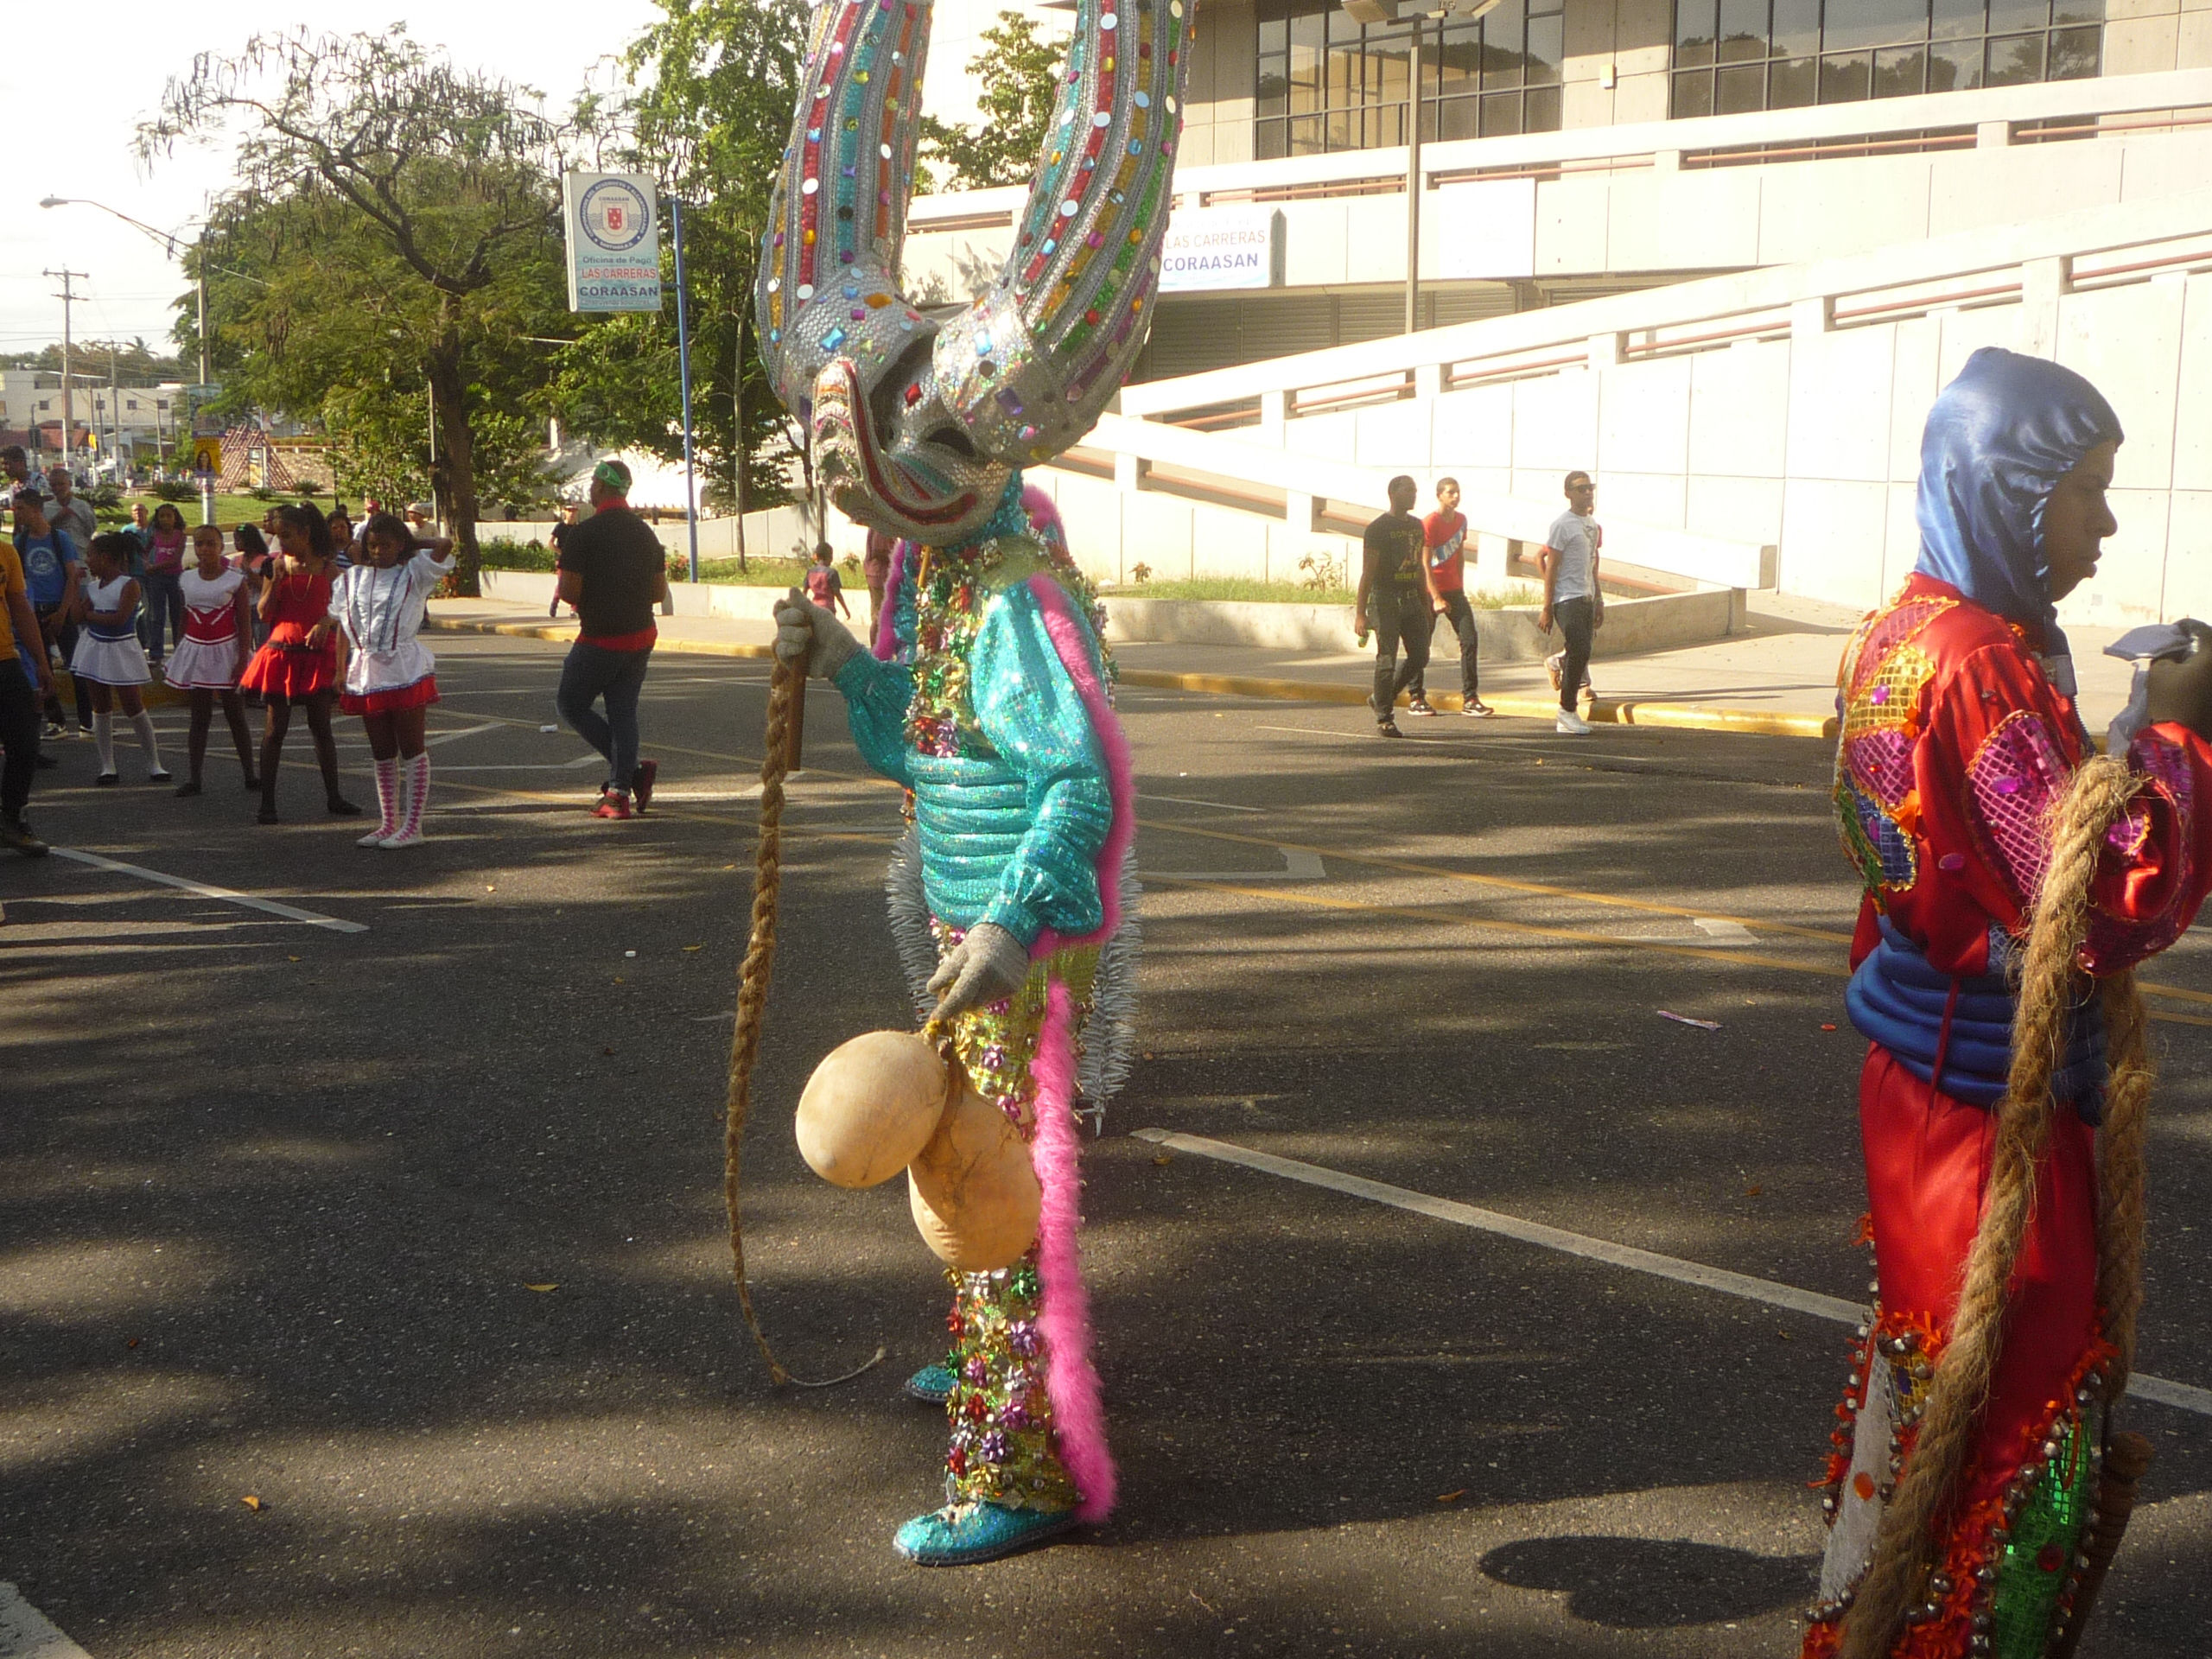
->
xmin=194 ymin=241 xmax=214 ymax=524
xmin=732 ymin=308 xmax=747 ymax=571
xmin=43 ymin=267 xmax=85 ymax=463
xmin=108 ymin=342 xmax=122 ymax=480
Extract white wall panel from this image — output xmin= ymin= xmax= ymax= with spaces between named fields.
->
xmin=1786 ymin=327 xmax=1897 ymax=484
xmin=2058 ymin=278 xmax=2189 ymax=490
xmin=1687 ymin=341 xmax=1790 ymax=479
xmin=1779 ymin=479 xmax=1891 ymax=611
xmin=1599 ymin=355 xmax=1692 ymax=476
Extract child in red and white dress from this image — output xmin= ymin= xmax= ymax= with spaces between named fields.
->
xmin=164 ymin=524 xmax=260 ymax=797
xmin=333 ymin=512 xmax=454 ymax=849
xmin=239 ymin=502 xmax=359 ymax=824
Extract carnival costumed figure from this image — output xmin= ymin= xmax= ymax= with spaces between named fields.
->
xmin=1806 ymin=347 xmax=2212 ymax=1658
xmin=760 ymin=0 xmax=1186 ymax=1567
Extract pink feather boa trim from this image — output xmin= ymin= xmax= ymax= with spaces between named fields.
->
xmin=1031 ymin=977 xmax=1116 ymax=1522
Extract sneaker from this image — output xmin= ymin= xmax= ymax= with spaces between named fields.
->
xmin=42 ymin=720 xmax=63 ymax=741
xmin=630 ymin=758 xmax=658 ymax=814
xmin=593 ymin=788 xmax=634 ymax=821
xmin=1407 ymin=698 xmax=1437 ymax=717
xmin=0 ymin=814 xmax=48 ymax=857
xmin=147 ymin=767 xmax=172 ymax=784
xmin=1376 ymin=719 xmax=1405 ymax=739
xmin=1555 ymin=709 xmax=1592 ymax=735
xmin=903 ymin=1363 xmax=956 ymax=1405
xmin=893 ymin=1501 xmax=1078 ymax=1567
xmin=95 ymin=772 xmax=119 ymax=787
xmin=358 ymin=825 xmax=393 ymax=849
xmin=1463 ymin=699 xmax=1496 ymax=717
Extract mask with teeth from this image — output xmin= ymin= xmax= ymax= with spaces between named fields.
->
xmin=756 ymin=0 xmax=1193 ymax=546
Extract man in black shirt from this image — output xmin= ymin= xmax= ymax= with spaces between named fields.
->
xmin=554 ymin=460 xmax=670 ymax=819
xmin=1354 ymin=474 xmax=1427 ymax=738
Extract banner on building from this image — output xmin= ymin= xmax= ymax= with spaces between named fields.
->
xmin=563 ymin=171 xmax=664 ymax=313
xmin=1159 ymin=206 xmax=1284 ymax=293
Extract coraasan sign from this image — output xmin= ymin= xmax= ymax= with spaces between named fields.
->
xmin=1157 ymin=206 xmax=1283 ymax=294
xmin=563 ymin=171 xmax=664 ymax=313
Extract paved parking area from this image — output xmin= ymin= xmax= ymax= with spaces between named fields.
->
xmin=3 ymin=632 xmax=2208 ymax=1657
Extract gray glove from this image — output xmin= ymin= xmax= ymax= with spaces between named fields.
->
xmin=772 ymin=588 xmax=862 ymax=681
xmin=925 ymin=922 xmax=1030 ymax=1023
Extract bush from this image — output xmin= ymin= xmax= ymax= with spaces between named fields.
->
xmin=150 ymin=479 xmax=198 ymax=503
xmin=476 ymin=537 xmax=555 ymax=571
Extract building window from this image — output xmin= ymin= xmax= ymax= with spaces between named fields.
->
xmin=1257 ymin=0 xmax=1563 ymax=159
xmin=1670 ymin=0 xmax=2101 ymax=117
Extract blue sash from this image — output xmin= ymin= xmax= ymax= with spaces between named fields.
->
xmin=1845 ymin=916 xmax=2107 ymax=1124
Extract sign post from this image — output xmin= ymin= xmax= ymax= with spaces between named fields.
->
xmin=671 ymin=198 xmax=700 ymax=587
xmin=562 ymin=172 xmax=664 ymax=313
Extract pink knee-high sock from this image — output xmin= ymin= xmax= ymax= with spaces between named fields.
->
xmin=370 ymin=757 xmax=400 ymax=837
xmin=391 ymin=753 xmax=429 ymax=841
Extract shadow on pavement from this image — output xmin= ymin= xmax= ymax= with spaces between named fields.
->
xmin=1479 ymin=1535 xmax=1817 ymax=1628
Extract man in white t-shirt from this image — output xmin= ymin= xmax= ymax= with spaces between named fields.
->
xmin=1538 ymin=471 xmax=1603 ymax=735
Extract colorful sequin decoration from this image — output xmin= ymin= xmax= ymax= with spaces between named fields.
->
xmin=902 ymin=499 xmax=1116 ymax=762
xmin=929 ymin=933 xmax=1101 ymax=1511
xmin=1834 ymin=594 xmax=1954 ymax=903
xmin=1965 ymin=711 xmax=2069 ymax=910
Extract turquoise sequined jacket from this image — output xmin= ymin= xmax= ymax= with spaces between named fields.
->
xmin=834 ymin=567 xmax=1113 ymax=949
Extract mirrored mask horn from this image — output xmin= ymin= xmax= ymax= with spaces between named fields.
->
xmin=757 ymin=0 xmax=1194 ymax=545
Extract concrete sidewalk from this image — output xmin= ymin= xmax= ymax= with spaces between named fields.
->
xmin=424 ymin=590 xmax=2145 ymax=741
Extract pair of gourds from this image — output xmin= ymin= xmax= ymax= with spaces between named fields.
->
xmin=794 ymin=1031 xmax=1040 ymax=1271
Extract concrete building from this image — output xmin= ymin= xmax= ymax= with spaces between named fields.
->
xmin=899 ymin=2 xmax=2212 ymax=624
xmin=0 ymin=371 xmax=184 ymax=469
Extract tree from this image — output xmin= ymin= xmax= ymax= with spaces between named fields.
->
xmin=140 ymin=29 xmax=575 ymax=592
xmin=918 ymin=11 xmax=1066 ymax=191
xmin=554 ymin=0 xmax=806 ymax=552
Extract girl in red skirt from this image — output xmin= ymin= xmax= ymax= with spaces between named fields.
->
xmin=333 ymin=512 xmax=453 ymax=849
xmin=239 ymin=502 xmax=359 ymax=824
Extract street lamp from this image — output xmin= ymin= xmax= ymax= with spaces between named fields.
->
xmin=1336 ymin=0 xmax=1506 ymax=334
xmin=41 ymin=194 xmax=267 ymax=524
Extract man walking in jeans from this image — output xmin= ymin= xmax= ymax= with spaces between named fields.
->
xmin=1538 ymin=471 xmax=1603 ymax=735
xmin=555 ymin=460 xmax=669 ymax=820
xmin=1354 ymin=475 xmax=1428 ymax=739
xmin=1409 ymin=477 xmax=1492 ymax=717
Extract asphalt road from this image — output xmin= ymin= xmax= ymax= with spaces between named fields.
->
xmin=4 ymin=632 xmax=2209 ymax=1659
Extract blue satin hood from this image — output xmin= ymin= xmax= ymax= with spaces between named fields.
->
xmin=1913 ymin=347 xmax=2122 ymax=639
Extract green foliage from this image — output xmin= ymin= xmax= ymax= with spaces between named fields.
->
xmin=149 ymin=479 xmax=199 ymax=503
xmin=554 ymin=0 xmax=808 ymax=533
xmin=140 ymin=27 xmax=579 ymax=593
xmin=477 ymin=537 xmax=556 ymax=571
xmin=918 ymin=12 xmax=1066 ymax=191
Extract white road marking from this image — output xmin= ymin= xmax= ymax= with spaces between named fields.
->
xmin=0 ymin=1580 xmax=94 ymax=1657
xmin=1137 ymin=791 xmax=1264 ymax=814
xmin=50 ymin=849 xmax=368 ymax=935
xmin=423 ymin=721 xmax=503 ymax=747
xmin=1131 ymin=1128 xmax=2212 ymax=1421
xmin=1254 ymin=723 xmax=1363 ymax=741
xmin=1139 ymin=847 xmax=1326 ymax=881
xmin=1694 ymin=918 xmax=1758 ymax=942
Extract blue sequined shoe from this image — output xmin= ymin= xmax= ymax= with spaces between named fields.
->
xmin=893 ymin=1502 xmax=1078 ymax=1566
xmin=903 ymin=1363 xmax=955 ymax=1404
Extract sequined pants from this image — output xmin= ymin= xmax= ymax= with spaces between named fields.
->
xmin=1802 ymin=1046 xmax=2106 ymax=1659
xmin=930 ymin=939 xmax=1090 ymax=1514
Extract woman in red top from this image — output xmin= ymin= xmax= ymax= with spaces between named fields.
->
xmin=1805 ymin=348 xmax=2212 ymax=1658
xmin=238 ymin=502 xmax=359 ymax=823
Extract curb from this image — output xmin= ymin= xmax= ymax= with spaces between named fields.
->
xmin=423 ymin=613 xmax=1836 ymax=741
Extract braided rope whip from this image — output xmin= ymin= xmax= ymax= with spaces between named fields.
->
xmin=721 ymin=658 xmax=885 ymax=1389
xmin=1840 ymin=753 xmax=2154 ymax=1657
